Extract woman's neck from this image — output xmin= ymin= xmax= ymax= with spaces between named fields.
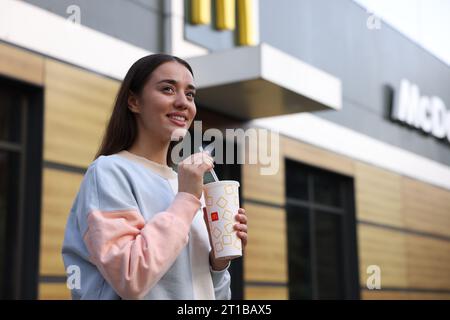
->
xmin=127 ymin=132 xmax=170 ymax=167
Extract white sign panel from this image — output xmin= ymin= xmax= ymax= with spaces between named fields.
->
xmin=392 ymin=79 xmax=450 ymax=143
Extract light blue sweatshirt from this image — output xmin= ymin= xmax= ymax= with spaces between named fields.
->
xmin=62 ymin=150 xmax=232 ymax=300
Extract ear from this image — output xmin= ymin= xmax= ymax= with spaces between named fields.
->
xmin=128 ymin=91 xmax=140 ymax=114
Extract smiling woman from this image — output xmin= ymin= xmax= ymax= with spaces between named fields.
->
xmin=61 ymin=54 xmax=248 ymax=300
xmin=94 ymin=54 xmax=196 ymax=162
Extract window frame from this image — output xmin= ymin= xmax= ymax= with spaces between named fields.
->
xmin=0 ymin=76 xmax=43 ymax=299
xmin=285 ymin=158 xmax=360 ymax=300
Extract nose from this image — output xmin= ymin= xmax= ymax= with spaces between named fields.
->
xmin=173 ymin=92 xmax=190 ymax=110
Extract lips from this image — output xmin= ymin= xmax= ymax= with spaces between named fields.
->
xmin=167 ymin=112 xmax=188 ymax=127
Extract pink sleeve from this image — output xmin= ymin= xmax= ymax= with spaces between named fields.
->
xmin=83 ymin=192 xmax=201 ymax=300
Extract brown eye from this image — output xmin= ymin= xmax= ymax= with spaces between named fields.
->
xmin=186 ymin=92 xmax=196 ymax=99
xmin=163 ymin=86 xmax=174 ymax=93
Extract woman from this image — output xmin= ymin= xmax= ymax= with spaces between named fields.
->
xmin=62 ymin=54 xmax=248 ymax=300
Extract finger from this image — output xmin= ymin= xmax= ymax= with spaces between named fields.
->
xmin=192 ymin=154 xmax=204 ymax=165
xmin=189 ymin=152 xmax=205 ymax=164
xmin=203 ymin=209 xmax=211 ymax=232
xmin=235 ymin=214 xmax=248 ymax=224
xmin=197 ymin=152 xmax=213 ymax=164
xmin=194 ymin=154 xmax=214 ymax=167
xmin=203 ymin=209 xmax=214 ymax=247
xmin=234 ymin=224 xmax=248 ymax=233
xmin=202 ymin=152 xmax=214 ymax=162
xmin=237 ymin=232 xmax=247 ymax=243
xmin=238 ymin=208 xmax=246 ymax=215
xmin=204 ymin=157 xmax=214 ymax=167
xmin=199 ymin=162 xmax=214 ymax=173
xmin=197 ymin=160 xmax=213 ymax=170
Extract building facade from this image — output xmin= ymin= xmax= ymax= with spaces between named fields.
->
xmin=0 ymin=0 xmax=449 ymax=299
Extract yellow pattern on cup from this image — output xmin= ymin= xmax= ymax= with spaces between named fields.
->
xmin=213 ymin=227 xmax=222 ymax=239
xmin=216 ymin=196 xmax=228 ymax=208
xmin=215 ymin=242 xmax=224 ymax=252
xmin=222 ymin=209 xmax=232 ymax=221
xmin=224 ymin=223 xmax=234 ymax=234
xmin=224 ymin=184 xmax=234 ymax=195
xmin=233 ymin=238 xmax=242 ymax=249
xmin=222 ymin=235 xmax=232 ymax=245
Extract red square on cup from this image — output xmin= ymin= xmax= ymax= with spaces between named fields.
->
xmin=211 ymin=212 xmax=219 ymax=221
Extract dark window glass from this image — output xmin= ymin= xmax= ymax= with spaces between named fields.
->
xmin=0 ymin=150 xmax=20 ymax=298
xmin=286 ymin=160 xmax=308 ymax=200
xmin=287 ymin=204 xmax=311 ymax=299
xmin=313 ymin=171 xmax=342 ymax=207
xmin=0 ymin=88 xmax=21 ymax=143
xmin=315 ymin=210 xmax=343 ymax=299
xmin=0 ymin=151 xmax=6 ymax=296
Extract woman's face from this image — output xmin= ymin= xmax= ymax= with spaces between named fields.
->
xmin=129 ymin=61 xmax=197 ymax=142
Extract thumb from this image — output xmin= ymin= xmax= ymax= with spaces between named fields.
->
xmin=203 ymin=208 xmax=210 ymax=233
xmin=203 ymin=208 xmax=214 ymax=248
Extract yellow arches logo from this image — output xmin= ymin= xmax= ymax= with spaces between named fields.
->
xmin=190 ymin=0 xmax=258 ymax=46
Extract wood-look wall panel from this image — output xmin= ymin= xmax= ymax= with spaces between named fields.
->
xmin=43 ymin=59 xmax=119 ymax=168
xmin=242 ymin=160 xmax=284 ymax=206
xmin=357 ymin=224 xmax=408 ymax=288
xmin=244 ymin=203 xmax=287 ymax=283
xmin=0 ymin=43 xmax=44 ymax=85
xmin=402 ymin=177 xmax=450 ymax=238
xmin=281 ymin=136 xmax=354 ymax=177
xmin=242 ymin=165 xmax=284 ymax=205
xmin=40 ymin=168 xmax=84 ymax=276
xmin=244 ymin=286 xmax=288 ymax=300
xmin=406 ymin=235 xmax=450 ymax=290
xmin=361 ymin=290 xmax=450 ymax=300
xmin=355 ymin=162 xmax=404 ymax=228
xmin=38 ymin=283 xmax=71 ymax=300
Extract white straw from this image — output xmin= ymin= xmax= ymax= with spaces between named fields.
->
xmin=210 ymin=167 xmax=219 ymax=182
xmin=199 ymin=146 xmax=219 ymax=182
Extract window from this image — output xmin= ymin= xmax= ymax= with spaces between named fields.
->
xmin=0 ymin=77 xmax=43 ymax=299
xmin=286 ymin=159 xmax=359 ymax=299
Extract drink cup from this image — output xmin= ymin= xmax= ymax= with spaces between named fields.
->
xmin=203 ymin=180 xmax=242 ymax=260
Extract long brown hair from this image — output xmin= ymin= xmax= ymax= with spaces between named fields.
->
xmin=94 ymin=54 xmax=194 ymax=161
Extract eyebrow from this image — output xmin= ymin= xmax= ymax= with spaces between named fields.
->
xmin=157 ymin=79 xmax=196 ymax=91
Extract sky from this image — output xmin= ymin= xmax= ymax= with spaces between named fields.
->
xmin=353 ymin=0 xmax=450 ymax=66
